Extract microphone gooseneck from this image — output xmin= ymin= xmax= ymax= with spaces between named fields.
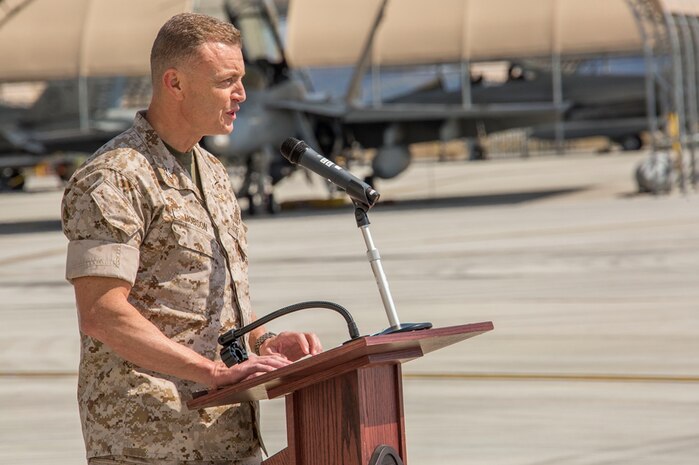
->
xmin=218 ymin=300 xmax=361 ymax=367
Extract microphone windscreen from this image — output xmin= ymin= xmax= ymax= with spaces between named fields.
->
xmin=280 ymin=137 xmax=307 ymax=164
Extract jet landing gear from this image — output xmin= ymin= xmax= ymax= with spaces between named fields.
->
xmin=237 ymin=147 xmax=284 ymax=216
xmin=0 ymin=167 xmax=26 ymax=191
xmin=618 ymin=134 xmax=643 ymax=152
xmin=239 ymin=153 xmax=278 ymax=216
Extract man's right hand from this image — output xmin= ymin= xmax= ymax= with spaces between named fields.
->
xmin=209 ymin=354 xmax=292 ymax=390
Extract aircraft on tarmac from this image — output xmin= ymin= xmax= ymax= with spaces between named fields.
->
xmin=0 ymin=78 xmax=142 ymax=190
xmin=0 ymin=0 xmax=185 ymax=191
xmin=387 ymin=61 xmax=653 ymax=152
xmin=203 ymin=0 xmax=564 ymax=213
xmin=206 ymin=0 xmax=655 ymax=214
xmin=0 ymin=0 xmax=652 ymax=203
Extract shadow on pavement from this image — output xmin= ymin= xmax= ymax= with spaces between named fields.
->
xmin=0 ymin=187 xmax=586 ymax=234
xmin=272 ymin=187 xmax=587 ymax=219
xmin=0 ymin=219 xmax=62 ymax=235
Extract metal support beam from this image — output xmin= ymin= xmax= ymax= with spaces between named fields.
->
xmin=663 ymin=10 xmax=689 ymax=191
xmin=677 ymin=12 xmax=697 ymax=189
xmin=461 ymin=59 xmax=472 ymax=109
xmin=685 ymin=6 xmax=699 ymax=187
xmin=344 ymin=0 xmax=389 ymax=106
xmin=552 ymin=0 xmax=564 ymax=155
xmin=628 ymin=0 xmax=659 ymax=152
xmin=627 ymin=0 xmax=677 ymax=154
xmin=552 ymin=53 xmax=564 ymax=155
xmin=371 ymin=59 xmax=382 ymax=108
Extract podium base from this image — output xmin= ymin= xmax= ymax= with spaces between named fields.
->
xmin=375 ymin=322 xmax=432 ymax=335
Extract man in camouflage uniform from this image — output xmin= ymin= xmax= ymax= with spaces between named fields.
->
xmin=61 ymin=13 xmax=321 ymax=465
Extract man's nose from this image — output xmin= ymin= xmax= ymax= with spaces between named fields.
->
xmin=232 ymin=83 xmax=246 ymax=104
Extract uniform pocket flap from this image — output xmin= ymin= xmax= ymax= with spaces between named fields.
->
xmin=227 ymin=229 xmax=247 ymax=261
xmin=90 ymin=180 xmax=143 ymax=238
xmin=172 ymin=222 xmax=216 ymax=258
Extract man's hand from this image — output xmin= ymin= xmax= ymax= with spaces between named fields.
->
xmin=209 ymin=354 xmax=291 ymax=390
xmin=259 ymin=331 xmax=323 ymax=362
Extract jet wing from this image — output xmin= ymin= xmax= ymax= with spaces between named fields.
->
xmin=266 ymin=99 xmax=568 ymax=123
xmin=342 ymin=102 xmax=567 ymax=123
xmin=0 ymin=125 xmax=45 ymax=154
xmin=265 ymin=99 xmax=349 ymax=118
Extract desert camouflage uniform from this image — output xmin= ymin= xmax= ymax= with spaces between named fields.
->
xmin=62 ymin=111 xmax=261 ymax=464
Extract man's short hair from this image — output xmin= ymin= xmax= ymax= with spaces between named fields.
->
xmin=150 ymin=13 xmax=242 ymax=86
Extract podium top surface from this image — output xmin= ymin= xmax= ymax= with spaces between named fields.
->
xmin=188 ymin=322 xmax=493 ymax=409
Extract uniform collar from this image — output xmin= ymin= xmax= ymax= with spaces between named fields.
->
xmin=132 ymin=111 xmax=200 ymax=194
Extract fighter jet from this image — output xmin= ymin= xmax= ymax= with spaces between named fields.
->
xmin=204 ymin=0 xmax=563 ymax=213
xmin=0 ymin=0 xmax=189 ymax=191
xmin=387 ymin=61 xmax=653 ymax=152
xmin=0 ymin=77 xmax=142 ymax=190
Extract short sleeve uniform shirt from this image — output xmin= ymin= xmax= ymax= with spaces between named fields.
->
xmin=62 ymin=111 xmax=259 ymax=462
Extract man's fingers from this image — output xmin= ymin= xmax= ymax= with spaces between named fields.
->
xmin=263 ymin=331 xmax=323 ymax=361
xmin=266 ymin=354 xmax=292 ymax=366
xmin=243 ymin=371 xmax=263 ymax=381
xmin=305 ymin=332 xmax=323 ymax=355
xmin=216 ymin=354 xmax=291 ymax=387
xmin=249 ymin=354 xmax=291 ymax=370
xmin=294 ymin=332 xmax=311 ymax=355
xmin=239 ymin=355 xmax=290 ymax=380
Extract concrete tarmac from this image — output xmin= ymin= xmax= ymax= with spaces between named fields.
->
xmin=1 ymin=150 xmax=698 ymax=464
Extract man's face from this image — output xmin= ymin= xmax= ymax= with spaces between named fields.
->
xmin=180 ymin=42 xmax=246 ymax=137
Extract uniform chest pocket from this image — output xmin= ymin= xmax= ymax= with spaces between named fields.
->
xmin=171 ymin=221 xmax=217 ymax=258
xmin=159 ymin=221 xmax=226 ymax=317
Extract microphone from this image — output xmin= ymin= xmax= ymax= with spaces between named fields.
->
xmin=280 ymin=137 xmax=380 ymax=208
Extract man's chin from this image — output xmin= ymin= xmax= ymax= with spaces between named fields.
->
xmin=209 ymin=125 xmax=234 ymax=136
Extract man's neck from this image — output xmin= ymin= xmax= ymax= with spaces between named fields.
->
xmin=145 ymin=101 xmax=200 ymax=152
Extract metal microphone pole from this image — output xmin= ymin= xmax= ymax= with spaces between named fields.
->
xmin=353 ymin=201 xmax=432 ymax=335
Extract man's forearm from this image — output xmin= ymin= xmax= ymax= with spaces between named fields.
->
xmin=75 ymin=278 xmax=217 ymax=387
xmin=94 ymin=305 xmax=216 ymax=385
xmin=73 ymin=277 xmax=296 ymax=390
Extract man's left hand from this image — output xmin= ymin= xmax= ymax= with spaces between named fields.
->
xmin=259 ymin=331 xmax=322 ymax=361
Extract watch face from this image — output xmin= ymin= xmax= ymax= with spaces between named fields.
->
xmin=368 ymin=445 xmax=404 ymax=465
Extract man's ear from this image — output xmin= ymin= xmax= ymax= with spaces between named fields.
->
xmin=162 ymin=68 xmax=185 ymax=101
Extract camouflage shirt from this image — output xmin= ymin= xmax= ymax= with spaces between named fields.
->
xmin=62 ymin=111 xmax=260 ymax=463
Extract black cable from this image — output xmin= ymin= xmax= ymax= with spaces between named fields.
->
xmin=218 ymin=300 xmax=361 ymax=346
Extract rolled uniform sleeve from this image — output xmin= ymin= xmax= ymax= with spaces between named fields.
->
xmin=62 ymin=168 xmax=146 ymax=285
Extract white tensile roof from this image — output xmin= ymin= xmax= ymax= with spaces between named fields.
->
xmin=0 ymin=0 xmax=192 ymax=81
xmin=286 ymin=0 xmax=696 ymax=68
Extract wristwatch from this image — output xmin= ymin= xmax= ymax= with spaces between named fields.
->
xmin=254 ymin=332 xmax=278 ymax=355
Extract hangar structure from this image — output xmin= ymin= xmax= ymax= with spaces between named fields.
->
xmin=2 ymin=0 xmax=699 ymax=190
xmin=286 ymin=0 xmax=699 ymax=190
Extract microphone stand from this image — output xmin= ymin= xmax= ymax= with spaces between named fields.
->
xmin=353 ymin=200 xmax=432 ymax=335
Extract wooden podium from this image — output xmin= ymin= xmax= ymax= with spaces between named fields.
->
xmin=188 ymin=322 xmax=493 ymax=465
